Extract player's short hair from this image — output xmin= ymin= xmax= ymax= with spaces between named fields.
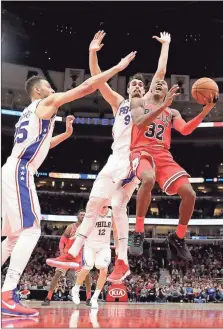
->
xmin=77 ymin=209 xmax=85 ymax=216
xmin=25 ymin=75 xmax=44 ymax=96
xmin=128 ymin=73 xmax=145 ymax=88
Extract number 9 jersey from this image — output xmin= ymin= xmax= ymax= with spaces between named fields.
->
xmin=10 ymin=100 xmax=56 ymax=174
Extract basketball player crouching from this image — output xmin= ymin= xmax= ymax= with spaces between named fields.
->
xmin=72 ymin=202 xmax=118 ymax=308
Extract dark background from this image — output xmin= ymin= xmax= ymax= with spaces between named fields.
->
xmin=2 ymin=1 xmax=223 ymax=77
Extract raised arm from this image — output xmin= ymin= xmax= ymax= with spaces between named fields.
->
xmin=172 ymin=94 xmax=219 ymax=135
xmin=89 ymin=31 xmax=124 ymax=114
xmin=50 ymin=116 xmax=74 ymax=149
xmin=144 ymin=32 xmax=171 ymax=98
xmin=131 ymin=85 xmax=179 ymax=128
xmin=36 ymin=51 xmax=136 ymax=120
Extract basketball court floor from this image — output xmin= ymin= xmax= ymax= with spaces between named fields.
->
xmin=2 ymin=301 xmax=223 ymax=328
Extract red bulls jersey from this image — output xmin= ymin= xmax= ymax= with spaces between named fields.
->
xmin=130 ymin=104 xmax=173 ymax=151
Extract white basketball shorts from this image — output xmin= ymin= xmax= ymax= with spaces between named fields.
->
xmin=2 ymin=158 xmax=41 ymax=236
xmin=82 ymin=244 xmax=111 ymax=270
xmin=90 ymin=152 xmax=139 ymax=201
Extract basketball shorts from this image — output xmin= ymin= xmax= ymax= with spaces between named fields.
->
xmin=130 ymin=147 xmax=190 ymax=195
xmin=90 ymin=151 xmax=139 ymax=200
xmin=2 ymin=158 xmax=41 ymax=236
xmin=82 ymin=244 xmax=111 ymax=270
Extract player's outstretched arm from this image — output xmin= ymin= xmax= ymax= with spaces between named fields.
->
xmin=144 ymin=32 xmax=171 ymax=98
xmin=172 ymin=94 xmax=218 ymax=135
xmin=131 ymin=85 xmax=179 ymax=128
xmin=89 ymin=31 xmax=124 ymax=114
xmin=50 ymin=116 xmax=74 ymax=149
xmin=36 ymin=51 xmax=136 ymax=120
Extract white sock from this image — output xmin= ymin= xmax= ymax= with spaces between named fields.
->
xmin=92 ymin=289 xmax=101 ymax=300
xmin=69 ymin=197 xmax=105 ymax=257
xmin=2 ymin=227 xmax=40 ymax=292
xmin=111 ymin=190 xmax=129 ymax=265
xmin=73 ymin=284 xmax=80 ymax=294
xmin=1 ymin=236 xmax=19 ymax=266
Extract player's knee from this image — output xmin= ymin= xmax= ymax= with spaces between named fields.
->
xmin=111 ymin=197 xmax=127 ymax=215
xmin=178 ymin=184 xmax=196 ymax=201
xmin=86 ymin=197 xmax=106 ymax=215
xmin=141 ymin=171 xmax=155 ymax=189
xmin=96 ymin=265 xmax=108 ymax=273
xmin=8 ymin=235 xmax=19 ymax=251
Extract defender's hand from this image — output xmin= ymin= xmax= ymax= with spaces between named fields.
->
xmin=89 ymin=30 xmax=106 ymax=52
xmin=116 ymin=51 xmax=137 ymax=72
xmin=65 ymin=115 xmax=75 ymax=136
xmin=152 ymin=32 xmax=171 ymax=44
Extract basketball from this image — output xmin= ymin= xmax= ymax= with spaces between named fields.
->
xmin=191 ymin=78 xmax=219 ymax=105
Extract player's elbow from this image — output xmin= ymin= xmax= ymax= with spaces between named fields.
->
xmin=180 ymin=129 xmax=190 ymax=136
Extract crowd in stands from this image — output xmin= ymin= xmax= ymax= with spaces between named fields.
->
xmin=2 ymin=236 xmax=223 ymax=303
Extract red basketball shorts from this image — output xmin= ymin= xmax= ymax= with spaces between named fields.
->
xmin=130 ymin=147 xmax=190 ymax=195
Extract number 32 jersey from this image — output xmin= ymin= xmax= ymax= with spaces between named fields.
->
xmin=130 ymin=103 xmax=173 ymax=151
xmin=9 ymin=100 xmax=56 ymax=173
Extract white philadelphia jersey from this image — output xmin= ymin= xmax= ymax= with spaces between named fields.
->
xmin=111 ymin=99 xmax=132 ymax=154
xmin=85 ymin=208 xmax=112 ymax=248
xmin=8 ymin=100 xmax=55 ymax=173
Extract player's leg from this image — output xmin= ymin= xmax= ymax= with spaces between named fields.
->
xmin=1 ymin=210 xmax=19 ymax=266
xmin=72 ymin=245 xmax=95 ymax=305
xmin=107 ymin=181 xmax=137 ymax=282
xmin=41 ymin=268 xmax=66 ymax=306
xmin=167 ymin=177 xmax=195 ymax=260
xmin=157 ymin=155 xmax=194 ymax=261
xmin=129 ymin=151 xmax=155 ymax=256
xmin=1 ymin=169 xmax=41 ymax=317
xmin=1 ymin=186 xmax=19 ymax=266
xmin=84 ymin=273 xmax=92 ymax=305
xmin=90 ymin=248 xmax=111 ymax=308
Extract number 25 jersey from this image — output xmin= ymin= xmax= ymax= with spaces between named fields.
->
xmin=130 ymin=103 xmax=173 ymax=151
xmin=9 ymin=100 xmax=56 ymax=173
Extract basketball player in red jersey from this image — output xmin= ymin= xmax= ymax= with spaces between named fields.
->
xmin=43 ymin=210 xmax=92 ymax=305
xmin=129 ymin=70 xmax=219 ymax=258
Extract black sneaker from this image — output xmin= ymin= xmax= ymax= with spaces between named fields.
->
xmin=129 ymin=232 xmax=144 ymax=256
xmin=86 ymin=299 xmax=91 ymax=306
xmin=167 ymin=232 xmax=192 ymax=261
xmin=41 ymin=298 xmax=51 ymax=306
xmin=166 ymin=241 xmax=178 ymax=261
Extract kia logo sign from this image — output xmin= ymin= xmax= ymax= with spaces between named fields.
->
xmin=109 ymin=288 xmax=126 ymax=298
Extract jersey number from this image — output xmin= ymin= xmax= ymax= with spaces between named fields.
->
xmin=124 ymin=114 xmax=131 ymax=126
xmin=14 ymin=121 xmax=29 ymax=144
xmin=145 ymin=123 xmax=164 ymax=141
xmin=98 ymin=229 xmax=105 ymax=236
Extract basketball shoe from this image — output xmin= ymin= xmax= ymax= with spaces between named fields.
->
xmin=46 ymin=254 xmax=80 ymax=270
xmin=167 ymin=232 xmax=192 ymax=261
xmin=2 ymin=289 xmax=39 ymax=317
xmin=72 ymin=288 xmax=80 ymax=305
xmin=129 ymin=232 xmax=144 ymax=256
xmin=107 ymin=259 xmax=130 ymax=282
